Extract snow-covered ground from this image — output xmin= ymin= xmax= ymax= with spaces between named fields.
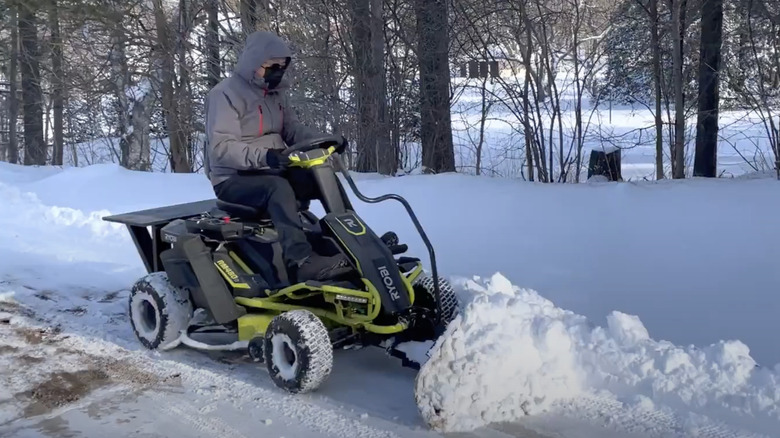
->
xmin=0 ymin=161 xmax=777 ymax=437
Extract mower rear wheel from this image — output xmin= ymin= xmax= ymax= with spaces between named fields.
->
xmin=129 ymin=272 xmax=193 ymax=350
xmin=413 ymin=275 xmax=460 ymax=325
xmin=264 ymin=310 xmax=333 ymax=393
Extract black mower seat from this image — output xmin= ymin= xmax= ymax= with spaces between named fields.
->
xmin=216 ymin=199 xmax=266 ymax=219
xmin=215 ymin=199 xmax=312 ymax=220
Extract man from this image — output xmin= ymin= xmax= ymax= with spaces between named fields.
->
xmin=204 ymin=30 xmax=350 ymax=282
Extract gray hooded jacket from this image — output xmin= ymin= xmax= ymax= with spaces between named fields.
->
xmin=204 ymin=31 xmax=322 ymax=186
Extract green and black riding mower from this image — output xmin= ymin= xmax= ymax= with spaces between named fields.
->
xmin=103 ymin=136 xmax=459 ymax=393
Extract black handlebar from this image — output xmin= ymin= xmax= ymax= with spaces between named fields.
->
xmin=282 ymin=135 xmax=342 ymax=156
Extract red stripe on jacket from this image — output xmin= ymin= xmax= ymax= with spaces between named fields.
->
xmin=258 ymin=105 xmax=264 ymax=135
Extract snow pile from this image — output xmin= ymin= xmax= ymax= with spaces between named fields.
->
xmin=415 ymin=274 xmax=587 ymax=430
xmin=415 ymin=273 xmax=780 ymax=436
xmin=1 ymin=181 xmax=119 ymax=237
xmin=0 ymin=181 xmax=130 ymax=265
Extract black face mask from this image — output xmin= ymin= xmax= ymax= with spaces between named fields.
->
xmin=263 ymin=63 xmax=287 ymax=89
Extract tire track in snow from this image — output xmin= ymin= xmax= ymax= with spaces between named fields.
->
xmin=550 ymin=395 xmax=772 ymax=438
xmin=144 ymin=390 xmax=251 ymax=438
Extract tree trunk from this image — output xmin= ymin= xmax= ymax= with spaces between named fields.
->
xmin=240 ymin=0 xmax=258 ymax=35
xmin=206 ymin=0 xmax=220 ymax=88
xmin=8 ymin=0 xmax=20 ymax=164
xmin=573 ymin=0 xmax=584 ymax=182
xmin=153 ymin=0 xmax=190 ymax=173
xmin=735 ymin=0 xmax=749 ymax=91
xmin=350 ymin=0 xmax=377 ymax=172
xmin=178 ymin=0 xmax=194 ymax=168
xmin=650 ymin=0 xmax=664 ymax=179
xmin=475 ymin=74 xmax=491 ymax=176
xmin=523 ymin=25 xmax=534 ymax=181
xmin=389 ymin=63 xmax=402 ymax=172
xmin=49 ymin=0 xmax=65 ymax=166
xmin=371 ymin=0 xmax=394 ymax=175
xmin=0 ymin=89 xmax=5 ymax=162
xmin=126 ymin=87 xmax=156 ymax=171
xmin=18 ymin=1 xmax=46 ymax=165
xmin=693 ymin=0 xmax=723 ymax=177
xmin=670 ymin=0 xmax=686 ymax=178
xmin=108 ymin=13 xmax=132 ymax=168
xmin=415 ymin=0 xmax=455 ymax=173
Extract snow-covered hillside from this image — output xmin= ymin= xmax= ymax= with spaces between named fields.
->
xmin=0 ymin=162 xmax=778 ymax=437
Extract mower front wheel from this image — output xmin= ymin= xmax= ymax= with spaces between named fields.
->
xmin=413 ymin=275 xmax=460 ymax=325
xmin=129 ymin=272 xmax=193 ymax=350
xmin=264 ymin=310 xmax=333 ymax=393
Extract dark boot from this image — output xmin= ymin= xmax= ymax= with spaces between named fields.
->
xmin=295 ymin=253 xmax=353 ymax=282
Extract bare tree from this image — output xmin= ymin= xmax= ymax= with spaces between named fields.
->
xmin=205 ymin=0 xmax=221 ymax=89
xmin=350 ymin=0 xmax=376 ymax=172
xmin=346 ymin=0 xmax=394 ymax=173
xmin=693 ymin=0 xmax=723 ymax=177
xmin=152 ymin=0 xmax=191 ymax=172
xmin=18 ymin=0 xmax=46 ymax=165
xmin=105 ymin=3 xmax=153 ymax=171
xmin=668 ymin=0 xmax=688 ymax=178
xmin=415 ymin=0 xmax=455 ymax=173
xmin=371 ymin=0 xmax=394 ymax=175
xmin=630 ymin=0 xmax=665 ymax=179
xmin=49 ymin=0 xmax=65 ymax=166
xmin=649 ymin=0 xmax=664 ymax=179
xmin=385 ymin=0 xmax=423 ymax=172
xmin=7 ymin=0 xmax=20 ymax=164
xmin=240 ymin=0 xmax=269 ymax=34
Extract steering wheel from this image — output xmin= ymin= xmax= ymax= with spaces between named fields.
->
xmin=282 ymin=135 xmax=343 ymax=156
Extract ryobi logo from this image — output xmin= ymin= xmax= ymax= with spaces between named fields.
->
xmin=216 ymin=260 xmax=239 ymax=280
xmin=377 ymin=265 xmax=400 ymax=301
xmin=337 ymin=213 xmax=365 ymax=235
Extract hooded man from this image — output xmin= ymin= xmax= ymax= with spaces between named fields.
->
xmin=204 ymin=30 xmax=350 ymax=282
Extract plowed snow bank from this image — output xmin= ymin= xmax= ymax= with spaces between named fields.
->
xmin=415 ymin=274 xmax=780 ymax=437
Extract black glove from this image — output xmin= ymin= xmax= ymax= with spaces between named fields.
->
xmin=265 ymin=149 xmax=290 ymax=169
xmin=335 ymin=135 xmax=349 ymax=154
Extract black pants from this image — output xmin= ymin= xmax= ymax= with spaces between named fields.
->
xmin=214 ymin=169 xmax=320 ymax=265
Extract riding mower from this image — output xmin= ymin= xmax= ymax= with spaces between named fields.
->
xmin=103 ymin=136 xmax=459 ymax=394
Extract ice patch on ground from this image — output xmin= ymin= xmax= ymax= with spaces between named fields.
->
xmin=415 ymin=273 xmax=780 ymax=436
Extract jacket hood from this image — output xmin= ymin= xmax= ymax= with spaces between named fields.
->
xmin=234 ymin=31 xmax=293 ymax=89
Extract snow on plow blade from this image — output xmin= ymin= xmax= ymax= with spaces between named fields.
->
xmin=411 ymin=274 xmax=780 ymax=437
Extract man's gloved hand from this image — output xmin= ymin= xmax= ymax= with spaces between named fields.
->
xmin=335 ymin=135 xmax=349 ymax=154
xmin=265 ymin=149 xmax=291 ymax=169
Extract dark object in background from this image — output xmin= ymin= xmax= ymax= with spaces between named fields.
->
xmin=588 ymin=147 xmax=622 ymax=181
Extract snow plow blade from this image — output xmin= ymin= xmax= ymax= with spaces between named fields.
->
xmin=381 ymin=274 xmax=460 ymax=370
